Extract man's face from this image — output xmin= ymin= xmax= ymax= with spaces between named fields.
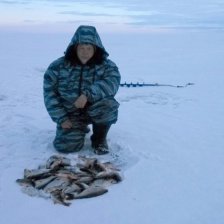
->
xmin=76 ymin=44 xmax=95 ymax=64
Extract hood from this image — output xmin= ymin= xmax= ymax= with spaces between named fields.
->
xmin=65 ymin=25 xmax=109 ymax=57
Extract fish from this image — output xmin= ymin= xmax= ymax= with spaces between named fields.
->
xmin=34 ymin=176 xmax=56 ymax=189
xmin=67 ymin=186 xmax=108 ymax=199
xmin=17 ymin=155 xmax=123 ymax=206
xmin=98 ymin=161 xmax=121 ymax=172
xmin=51 ymin=189 xmax=71 ymax=206
xmin=91 ymin=178 xmax=117 ymax=188
xmin=16 ymin=178 xmax=34 ymax=187
xmin=55 ymin=171 xmax=79 ymax=180
xmin=78 ymin=156 xmax=120 ymax=174
xmin=46 ymin=155 xmax=71 ymax=169
xmin=77 ymin=156 xmax=98 ymax=170
xmin=74 ymin=176 xmax=94 ymax=185
xmin=43 ymin=177 xmax=71 ymax=193
xmin=95 ymin=171 xmax=122 ymax=183
xmin=62 ymin=183 xmax=82 ymax=194
xmin=76 ymin=182 xmax=89 ymax=191
xmin=24 ymin=168 xmax=52 ymax=179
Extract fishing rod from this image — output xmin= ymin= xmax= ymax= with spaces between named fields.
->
xmin=119 ymin=82 xmax=194 ymax=88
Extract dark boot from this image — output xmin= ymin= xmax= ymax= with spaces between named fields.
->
xmin=91 ymin=124 xmax=111 ymax=155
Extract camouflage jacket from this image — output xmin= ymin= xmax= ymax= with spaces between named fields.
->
xmin=43 ymin=26 xmax=121 ymax=124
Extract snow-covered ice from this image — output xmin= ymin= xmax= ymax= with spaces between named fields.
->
xmin=0 ymin=29 xmax=224 ymax=224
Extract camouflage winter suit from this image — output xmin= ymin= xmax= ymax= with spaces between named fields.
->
xmin=43 ymin=26 xmax=120 ymax=152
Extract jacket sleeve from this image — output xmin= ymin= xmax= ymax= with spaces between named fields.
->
xmin=43 ymin=65 xmax=69 ymax=124
xmin=83 ymin=60 xmax=121 ymax=103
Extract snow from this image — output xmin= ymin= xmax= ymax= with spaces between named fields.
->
xmin=1 ymin=28 xmax=224 ymax=224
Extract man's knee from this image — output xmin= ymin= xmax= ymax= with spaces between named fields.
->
xmin=87 ymin=98 xmax=119 ymax=124
xmin=53 ymin=137 xmax=84 ymax=153
xmin=53 ymin=128 xmax=85 ymax=153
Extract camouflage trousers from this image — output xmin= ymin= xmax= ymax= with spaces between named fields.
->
xmin=53 ymin=98 xmax=119 ymax=153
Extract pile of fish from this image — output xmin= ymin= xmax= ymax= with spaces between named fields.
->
xmin=16 ymin=155 xmax=122 ymax=206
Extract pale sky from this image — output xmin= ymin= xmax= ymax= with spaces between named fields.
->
xmin=0 ymin=0 xmax=224 ymax=33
